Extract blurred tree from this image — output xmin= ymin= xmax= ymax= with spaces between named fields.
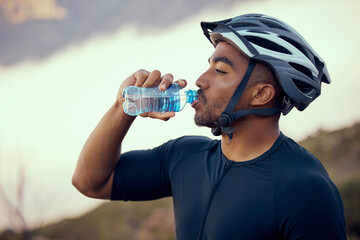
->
xmin=0 ymin=161 xmax=31 ymax=240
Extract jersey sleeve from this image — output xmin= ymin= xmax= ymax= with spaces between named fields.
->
xmin=111 ymin=139 xmax=176 ymax=201
xmin=275 ymin=172 xmax=347 ymax=239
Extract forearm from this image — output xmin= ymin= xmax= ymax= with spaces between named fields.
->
xmin=72 ymin=69 xmax=184 ymax=199
xmin=72 ymin=100 xmax=135 ymax=199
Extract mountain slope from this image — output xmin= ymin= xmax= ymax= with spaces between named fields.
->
xmin=37 ymin=198 xmax=174 ymax=240
xmin=299 ymin=122 xmax=360 ymax=184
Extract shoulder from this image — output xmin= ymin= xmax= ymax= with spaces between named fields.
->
xmin=274 ymin=169 xmax=347 ymax=238
xmin=154 ymin=136 xmax=219 ymax=173
xmin=272 ymin=135 xmax=347 ymax=238
xmin=272 ymin=134 xmax=328 ymax=176
xmin=273 ymin=134 xmax=336 ymax=198
xmin=172 ymin=135 xmax=218 ymax=149
xmin=159 ymin=135 xmax=219 ymax=158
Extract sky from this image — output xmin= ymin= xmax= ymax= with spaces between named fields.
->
xmin=0 ymin=0 xmax=359 ymax=231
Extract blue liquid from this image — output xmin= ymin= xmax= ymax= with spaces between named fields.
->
xmin=123 ymin=84 xmax=197 ymax=116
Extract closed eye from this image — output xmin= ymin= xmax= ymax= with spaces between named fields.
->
xmin=216 ymin=69 xmax=227 ymax=74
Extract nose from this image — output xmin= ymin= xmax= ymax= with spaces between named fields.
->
xmin=195 ymin=71 xmax=210 ymax=90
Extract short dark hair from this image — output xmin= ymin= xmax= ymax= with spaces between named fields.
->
xmin=247 ymin=61 xmax=284 ymax=108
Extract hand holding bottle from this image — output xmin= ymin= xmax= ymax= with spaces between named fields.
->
xmin=117 ymin=69 xmax=188 ymax=121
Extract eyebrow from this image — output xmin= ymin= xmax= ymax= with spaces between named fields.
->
xmin=208 ymin=57 xmax=234 ymax=67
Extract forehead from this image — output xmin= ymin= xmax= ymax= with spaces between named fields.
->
xmin=210 ymin=41 xmax=249 ymax=66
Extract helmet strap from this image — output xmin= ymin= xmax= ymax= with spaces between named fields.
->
xmin=212 ymin=60 xmax=281 ymax=141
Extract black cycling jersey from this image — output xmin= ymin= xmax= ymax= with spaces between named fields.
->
xmin=111 ymin=133 xmax=347 ymax=239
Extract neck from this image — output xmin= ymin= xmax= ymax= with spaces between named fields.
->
xmin=221 ymin=115 xmax=280 ymax=162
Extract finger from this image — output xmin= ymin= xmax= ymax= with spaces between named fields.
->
xmin=134 ymin=69 xmax=150 ymax=87
xmin=174 ymin=79 xmax=187 ymax=88
xmin=140 ymin=111 xmax=175 ymax=121
xmin=142 ymin=70 xmax=162 ymax=88
xmin=159 ymin=73 xmax=174 ymax=91
xmin=151 ymin=112 xmax=175 ymax=121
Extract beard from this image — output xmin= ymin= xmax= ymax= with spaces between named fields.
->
xmin=194 ymin=88 xmax=249 ymax=129
xmin=194 ymin=110 xmax=218 ymax=128
xmin=194 ymin=89 xmax=229 ymax=128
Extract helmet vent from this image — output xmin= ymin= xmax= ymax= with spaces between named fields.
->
xmin=293 ymin=78 xmax=316 ymax=97
xmin=279 ymin=35 xmax=310 ymax=61
xmin=289 ymin=62 xmax=313 ymax=79
xmin=230 ymin=22 xmax=259 ymax=28
xmin=259 ymin=19 xmax=288 ymax=31
xmin=244 ymin=36 xmax=291 ymax=54
xmin=314 ymin=56 xmax=324 ymax=73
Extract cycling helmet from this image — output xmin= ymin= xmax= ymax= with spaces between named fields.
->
xmin=201 ymin=13 xmax=330 ymax=114
xmin=200 ymin=13 xmax=331 ymax=139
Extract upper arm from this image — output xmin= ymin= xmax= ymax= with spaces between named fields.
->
xmin=110 ymin=136 xmax=212 ymax=201
xmin=72 ymin=168 xmax=115 ymax=200
xmin=111 ymin=143 xmax=174 ymax=201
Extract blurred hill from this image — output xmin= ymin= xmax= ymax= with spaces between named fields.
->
xmin=40 ymin=198 xmax=175 ymax=240
xmin=1 ymin=122 xmax=359 ymax=240
xmin=0 ymin=0 xmax=243 ymax=66
xmin=299 ymin=122 xmax=360 ymax=185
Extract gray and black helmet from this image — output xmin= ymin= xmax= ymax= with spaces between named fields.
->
xmin=200 ymin=14 xmax=330 ymax=139
xmin=201 ymin=13 xmax=330 ymax=115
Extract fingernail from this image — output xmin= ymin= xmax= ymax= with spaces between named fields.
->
xmin=161 ymin=84 xmax=166 ymax=90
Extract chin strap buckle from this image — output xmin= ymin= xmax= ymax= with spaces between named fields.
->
xmin=211 ymin=112 xmax=236 ymax=142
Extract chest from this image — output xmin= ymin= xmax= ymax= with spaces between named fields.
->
xmin=170 ymin=157 xmax=279 ymax=239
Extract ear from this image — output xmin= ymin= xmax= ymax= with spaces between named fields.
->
xmin=250 ymin=84 xmax=275 ymax=107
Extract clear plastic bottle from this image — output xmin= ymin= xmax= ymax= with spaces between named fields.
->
xmin=122 ymin=84 xmax=198 ymax=116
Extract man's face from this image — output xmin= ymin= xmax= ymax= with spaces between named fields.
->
xmin=193 ymin=41 xmax=250 ymax=128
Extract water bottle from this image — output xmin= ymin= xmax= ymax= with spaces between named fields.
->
xmin=122 ymin=83 xmax=198 ymax=116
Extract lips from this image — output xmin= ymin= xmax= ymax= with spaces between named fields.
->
xmin=191 ymin=99 xmax=200 ymax=108
xmin=192 ymin=90 xmax=205 ymax=109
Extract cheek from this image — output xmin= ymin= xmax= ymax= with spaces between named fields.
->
xmin=207 ymin=94 xmax=231 ymax=113
xmin=214 ymin=79 xmax=244 ymax=109
xmin=216 ymin=79 xmax=239 ymax=96
xmin=205 ymin=77 xmax=240 ymax=112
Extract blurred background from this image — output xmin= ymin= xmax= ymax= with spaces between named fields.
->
xmin=0 ymin=0 xmax=359 ymax=239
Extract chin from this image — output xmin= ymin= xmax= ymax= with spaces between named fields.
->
xmin=194 ymin=112 xmax=217 ymax=129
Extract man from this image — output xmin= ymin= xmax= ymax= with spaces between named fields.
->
xmin=72 ymin=14 xmax=347 ymax=239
